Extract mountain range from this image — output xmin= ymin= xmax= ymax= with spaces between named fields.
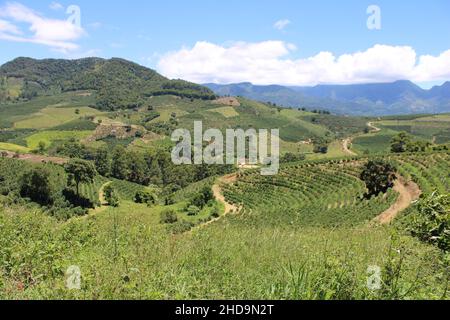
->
xmin=205 ymin=81 xmax=450 ymax=116
xmin=1 ymin=57 xmax=449 ymax=116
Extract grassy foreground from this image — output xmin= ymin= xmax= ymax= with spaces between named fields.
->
xmin=0 ymin=198 xmax=447 ymax=300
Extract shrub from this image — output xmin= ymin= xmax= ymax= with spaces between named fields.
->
xmin=191 ymin=186 xmax=214 ymax=209
xmin=160 ymin=209 xmax=178 ymax=224
xmin=187 ymin=205 xmax=200 ymax=216
xmin=409 ymin=192 xmax=450 ymax=251
xmin=104 ymin=184 xmax=120 ymax=207
xmin=134 ymin=190 xmax=157 ymax=206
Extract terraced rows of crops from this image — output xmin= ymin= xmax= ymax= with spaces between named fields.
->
xmin=392 ymin=152 xmax=450 ymax=194
xmin=79 ymin=175 xmax=109 ymax=205
xmin=223 ymin=152 xmax=450 ymax=228
xmin=223 ymin=161 xmax=397 ymax=227
xmin=110 ymin=178 xmax=149 ymax=201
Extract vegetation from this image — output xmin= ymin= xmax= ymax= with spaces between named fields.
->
xmin=1 ymin=57 xmax=450 ymax=300
xmin=409 ymin=192 xmax=449 ymax=251
xmin=360 ymin=161 xmax=397 ymax=198
xmin=104 ymin=184 xmax=120 ymax=207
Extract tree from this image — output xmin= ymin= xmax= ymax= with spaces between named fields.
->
xmin=391 ymin=132 xmax=411 ymax=153
xmin=20 ymin=167 xmax=61 ymax=205
xmin=191 ymin=186 xmax=214 ymax=209
xmin=64 ymin=159 xmax=97 ymax=196
xmin=94 ymin=147 xmax=111 ymax=176
xmin=127 ymin=152 xmax=148 ymax=184
xmin=111 ymin=146 xmax=129 ymax=180
xmin=104 ymin=184 xmax=120 ymax=207
xmin=360 ymin=160 xmax=397 ymax=198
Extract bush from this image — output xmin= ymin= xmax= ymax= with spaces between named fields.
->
xmin=104 ymin=184 xmax=120 ymax=207
xmin=187 ymin=205 xmax=200 ymax=216
xmin=160 ymin=209 xmax=178 ymax=224
xmin=191 ymin=186 xmax=214 ymax=209
xmin=409 ymin=192 xmax=450 ymax=251
xmin=134 ymin=190 xmax=157 ymax=206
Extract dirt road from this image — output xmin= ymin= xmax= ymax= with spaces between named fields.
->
xmin=0 ymin=150 xmax=67 ymax=165
xmin=373 ymin=176 xmax=422 ymax=224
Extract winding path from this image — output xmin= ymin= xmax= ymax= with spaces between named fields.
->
xmin=373 ymin=176 xmax=422 ymax=224
xmin=341 ymin=121 xmax=382 ymax=156
xmin=342 ymin=138 xmax=357 ymax=156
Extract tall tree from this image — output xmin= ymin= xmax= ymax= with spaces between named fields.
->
xmin=20 ymin=167 xmax=61 ymax=205
xmin=95 ymin=147 xmax=111 ymax=176
xmin=111 ymin=146 xmax=129 ymax=180
xmin=64 ymin=159 xmax=97 ymax=196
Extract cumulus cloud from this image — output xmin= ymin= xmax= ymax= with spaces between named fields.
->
xmin=273 ymin=19 xmax=291 ymax=31
xmin=0 ymin=2 xmax=85 ymax=52
xmin=157 ymin=41 xmax=450 ymax=85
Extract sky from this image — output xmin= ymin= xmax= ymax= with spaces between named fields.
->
xmin=0 ymin=0 xmax=449 ymax=88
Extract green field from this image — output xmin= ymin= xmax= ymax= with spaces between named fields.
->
xmin=14 ymin=106 xmax=103 ymax=129
xmin=0 ymin=92 xmax=97 ymax=128
xmin=0 ymin=142 xmax=31 ymax=153
xmin=208 ymin=106 xmax=239 ymax=118
xmin=25 ymin=130 xmax=93 ymax=150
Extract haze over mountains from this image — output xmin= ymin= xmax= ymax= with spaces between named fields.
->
xmin=205 ymin=81 xmax=450 ymax=116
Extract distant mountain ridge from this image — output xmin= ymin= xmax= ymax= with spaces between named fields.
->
xmin=205 ymin=81 xmax=450 ymax=115
xmin=0 ymin=57 xmax=216 ymax=110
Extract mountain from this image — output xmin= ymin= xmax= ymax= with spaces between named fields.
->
xmin=0 ymin=57 xmax=216 ymax=110
xmin=204 ymin=81 xmax=450 ymax=116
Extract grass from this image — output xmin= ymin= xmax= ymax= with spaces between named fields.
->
xmin=0 ymin=142 xmax=31 ymax=153
xmin=208 ymin=107 xmax=239 ymax=118
xmin=0 ymin=92 xmax=96 ymax=128
xmin=352 ymin=128 xmax=398 ymax=155
xmin=25 ymin=130 xmax=92 ymax=150
xmin=0 ymin=200 xmax=447 ymax=300
xmin=14 ymin=106 xmax=103 ymax=129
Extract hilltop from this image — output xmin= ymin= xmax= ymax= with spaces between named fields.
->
xmin=0 ymin=57 xmax=216 ymax=110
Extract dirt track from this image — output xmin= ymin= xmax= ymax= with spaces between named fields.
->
xmin=0 ymin=150 xmax=67 ymax=165
xmin=342 ymin=138 xmax=357 ymax=156
xmin=212 ymin=173 xmax=239 ymax=215
xmin=373 ymin=176 xmax=422 ymax=224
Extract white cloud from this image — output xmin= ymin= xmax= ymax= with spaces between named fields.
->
xmin=0 ymin=2 xmax=85 ymax=52
xmin=157 ymin=41 xmax=450 ymax=86
xmin=49 ymin=2 xmax=63 ymax=11
xmin=273 ymin=19 xmax=291 ymax=31
xmin=0 ymin=18 xmax=22 ymax=34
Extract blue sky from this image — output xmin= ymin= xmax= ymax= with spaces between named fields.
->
xmin=0 ymin=0 xmax=449 ymax=87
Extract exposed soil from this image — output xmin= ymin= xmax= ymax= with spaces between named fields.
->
xmin=0 ymin=150 xmax=68 ymax=165
xmin=373 ymin=176 xmax=422 ymax=224
xmin=212 ymin=97 xmax=241 ymax=107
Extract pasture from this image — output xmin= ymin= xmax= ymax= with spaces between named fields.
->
xmin=14 ymin=106 xmax=103 ymax=129
xmin=25 ymin=130 xmax=93 ymax=150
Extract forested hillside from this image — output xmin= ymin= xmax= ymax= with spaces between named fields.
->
xmin=0 ymin=57 xmax=216 ymax=110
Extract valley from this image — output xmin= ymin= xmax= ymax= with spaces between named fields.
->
xmin=0 ymin=57 xmax=449 ymax=300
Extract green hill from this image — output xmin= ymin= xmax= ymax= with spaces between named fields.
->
xmin=0 ymin=57 xmax=216 ymax=110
